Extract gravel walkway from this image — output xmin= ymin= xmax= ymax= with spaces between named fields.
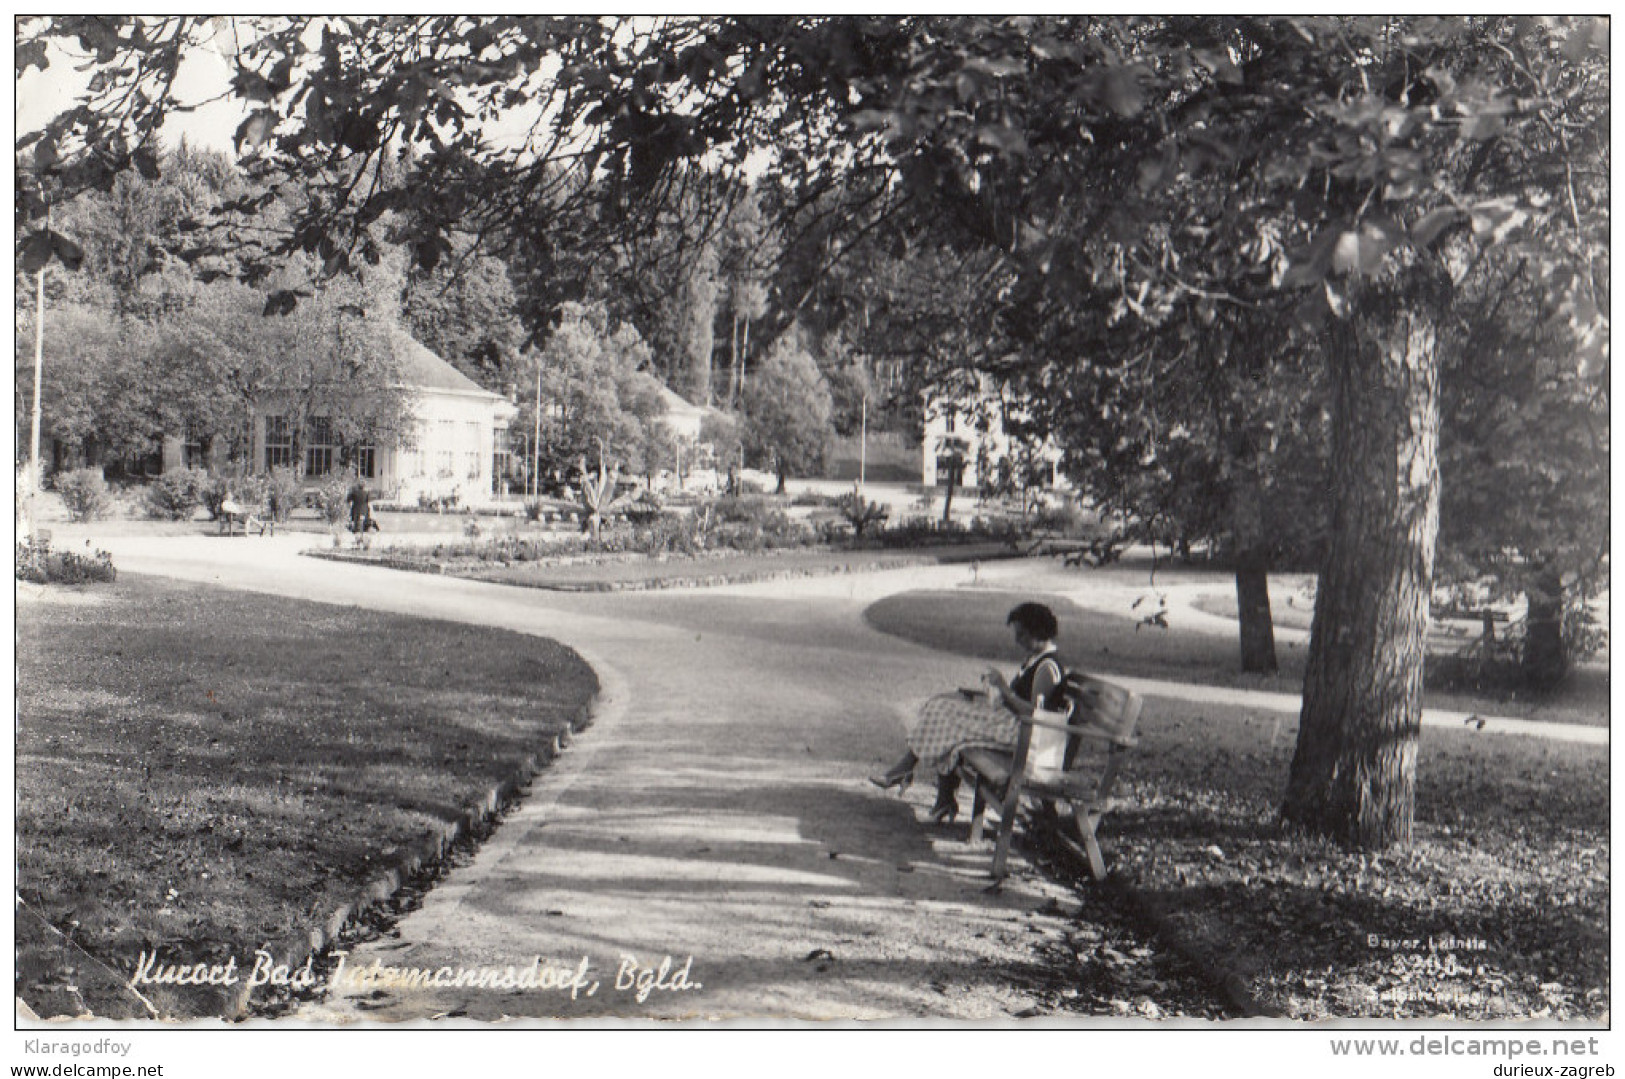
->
xmin=65 ymin=530 xmax=1602 ymax=1021
xmin=75 ymin=533 xmax=1084 ymax=1021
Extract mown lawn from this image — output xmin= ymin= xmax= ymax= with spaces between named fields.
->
xmin=866 ymin=584 xmax=1610 ymax=725
xmin=16 ymin=574 xmax=598 ymax=1020
xmin=866 ymin=588 xmax=1608 ymax=1021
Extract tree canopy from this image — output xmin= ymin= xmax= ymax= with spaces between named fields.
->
xmin=741 ymin=330 xmax=834 ymax=492
xmin=16 ymin=16 xmax=1607 ymax=849
xmin=527 ymin=301 xmax=667 ymax=481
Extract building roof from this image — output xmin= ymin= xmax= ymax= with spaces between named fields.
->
xmin=655 ymin=383 xmax=706 ymax=421
xmin=388 ymin=327 xmax=509 ymax=401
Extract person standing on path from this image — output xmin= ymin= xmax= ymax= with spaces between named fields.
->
xmin=346 ymin=478 xmax=373 ymax=534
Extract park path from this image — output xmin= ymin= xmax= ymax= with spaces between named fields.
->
xmin=82 ymin=534 xmax=1091 ymax=1021
xmin=73 ymin=531 xmax=1604 ymax=1021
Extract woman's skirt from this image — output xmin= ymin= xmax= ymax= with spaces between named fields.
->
xmin=908 ymin=693 xmax=1020 ymax=777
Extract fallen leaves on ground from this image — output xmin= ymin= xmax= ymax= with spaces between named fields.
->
xmin=1042 ymin=709 xmax=1608 ymax=1021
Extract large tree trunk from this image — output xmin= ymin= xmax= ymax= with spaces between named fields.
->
xmin=1521 ymin=563 xmax=1568 ymax=690
xmin=1281 ymin=299 xmax=1440 ymax=849
xmin=1235 ymin=564 xmax=1278 ymax=673
xmin=1231 ymin=460 xmax=1278 ymax=673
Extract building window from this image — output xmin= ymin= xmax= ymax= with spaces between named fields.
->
xmin=944 ymin=406 xmax=957 ymax=433
xmin=351 ymin=444 xmax=376 ymax=479
xmin=435 ymin=419 xmax=456 ymax=478
xmin=465 ymin=421 xmax=481 ymax=479
xmin=492 ymin=449 xmax=510 ymax=493
xmin=264 ymin=415 xmax=293 ymax=470
xmin=934 ymin=454 xmax=964 ymax=487
xmin=305 ymin=416 xmax=335 ymax=476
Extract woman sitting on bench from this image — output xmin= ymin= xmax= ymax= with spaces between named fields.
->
xmin=870 ymin=601 xmax=1068 ymax=823
xmin=219 ymin=488 xmax=248 ymax=535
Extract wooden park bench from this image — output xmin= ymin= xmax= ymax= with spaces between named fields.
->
xmin=218 ymin=501 xmax=250 ymax=536
xmin=217 ymin=499 xmax=272 ymax=537
xmin=1432 ymin=604 xmax=1517 ymax=664
xmin=958 ymin=674 xmax=1143 ymax=881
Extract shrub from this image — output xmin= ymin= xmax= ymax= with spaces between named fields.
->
xmin=524 ymin=499 xmax=546 ymax=523
xmin=834 ymin=489 xmax=889 ymax=540
xmin=705 ymin=497 xmax=811 ymax=549
xmin=309 ymin=476 xmax=352 ymax=524
xmin=16 ymin=538 xmax=116 ymax=584
xmin=711 ymin=520 xmax=766 ymax=552
xmin=1032 ymin=502 xmax=1084 ymax=534
xmin=623 ymin=492 xmax=664 ymax=527
xmin=711 ymin=495 xmax=780 ymax=527
xmin=262 ymin=468 xmax=301 ymax=521
xmin=877 ymin=518 xmax=959 ymax=549
xmin=583 ymin=527 xmax=634 ymax=554
xmin=144 ymin=468 xmax=206 ymax=520
xmin=1564 ymin=601 xmax=1609 ymax=662
xmin=633 ymin=511 xmax=704 ymax=557
xmin=418 ymin=490 xmax=460 ymax=513
xmin=198 ymin=474 xmax=231 ymax=520
xmin=54 ymin=468 xmax=112 ymax=522
xmin=232 ymin=474 xmax=267 ymax=516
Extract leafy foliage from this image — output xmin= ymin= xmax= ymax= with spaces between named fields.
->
xmin=741 ymin=331 xmax=834 ymax=490
xmin=524 ymin=302 xmax=667 ymax=483
xmin=16 ymin=537 xmax=117 ymax=584
xmin=143 ymin=467 xmax=206 ymax=520
xmin=401 ymin=237 xmax=527 ymax=388
xmin=16 ymin=15 xmax=1608 ymax=849
xmin=307 ymin=475 xmax=352 ymax=525
xmin=834 ymin=486 xmax=889 ymax=540
xmin=1435 ymin=258 xmax=1609 ymax=638
xmin=576 ymin=454 xmax=640 ymax=541
xmin=53 ymin=467 xmax=113 ymax=522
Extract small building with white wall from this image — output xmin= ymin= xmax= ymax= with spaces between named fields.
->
xmin=244 ymin=328 xmax=516 ymax=506
xmin=921 ymin=373 xmax=1063 ymax=490
xmin=652 ymin=383 xmax=724 ymax=493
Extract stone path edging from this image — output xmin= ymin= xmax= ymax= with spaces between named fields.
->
xmin=39 ymin=531 xmax=1605 ymax=1022
xmin=227 ymin=693 xmax=600 ymax=1019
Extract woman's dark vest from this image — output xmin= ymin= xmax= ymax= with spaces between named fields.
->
xmin=1010 ymin=648 xmax=1067 ymax=711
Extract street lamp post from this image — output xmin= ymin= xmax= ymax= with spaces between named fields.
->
xmin=531 ymin=366 xmax=542 ymax=500
xmin=858 ymin=386 xmax=867 ymax=495
xmin=27 ymin=266 xmax=46 ymax=535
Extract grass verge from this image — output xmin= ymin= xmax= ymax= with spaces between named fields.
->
xmin=16 ymin=574 xmax=598 ymax=1021
xmin=1103 ymin=705 xmax=1606 ymax=1020
xmin=867 ymin=588 xmax=1608 ymax=1020
xmin=866 ymin=586 xmax=1609 ymax=725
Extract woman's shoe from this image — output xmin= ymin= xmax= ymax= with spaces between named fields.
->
xmin=868 ymin=771 xmax=912 ymax=795
xmin=928 ymin=799 xmax=959 ymax=824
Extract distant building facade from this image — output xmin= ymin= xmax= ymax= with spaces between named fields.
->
xmin=241 ymin=328 xmax=516 ymax=505
xmin=652 ymin=383 xmax=723 ymax=493
xmin=921 ymin=373 xmax=1063 ymax=490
